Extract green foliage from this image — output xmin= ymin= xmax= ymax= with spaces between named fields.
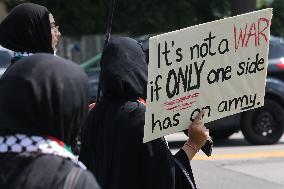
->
xmin=4 ymin=0 xmax=26 ymax=10
xmin=4 ymin=0 xmax=231 ymax=36
xmin=256 ymin=0 xmax=284 ymax=37
xmin=256 ymin=0 xmax=271 ymax=9
xmin=5 ymin=0 xmax=284 ymax=38
xmin=270 ymin=0 xmax=284 ymax=37
xmin=4 ymin=0 xmax=100 ymax=36
xmin=111 ymin=0 xmax=231 ymax=35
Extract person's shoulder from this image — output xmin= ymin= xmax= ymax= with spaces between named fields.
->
xmin=37 ymin=154 xmax=74 ymax=164
xmin=38 ymin=155 xmax=101 ymax=188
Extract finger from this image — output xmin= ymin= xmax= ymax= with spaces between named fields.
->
xmin=205 ymin=129 xmax=210 ymax=137
xmin=201 ymin=109 xmax=207 ymax=116
xmin=194 ymin=111 xmax=205 ymax=122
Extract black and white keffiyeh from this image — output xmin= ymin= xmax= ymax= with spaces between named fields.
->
xmin=11 ymin=51 xmax=33 ymax=63
xmin=0 ymin=134 xmax=86 ymax=169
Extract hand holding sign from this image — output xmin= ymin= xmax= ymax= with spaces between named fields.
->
xmin=182 ymin=110 xmax=212 ymax=159
xmin=188 ymin=110 xmax=209 ymax=145
xmin=186 ymin=110 xmax=209 ymax=149
xmin=144 ymin=9 xmax=273 ymax=142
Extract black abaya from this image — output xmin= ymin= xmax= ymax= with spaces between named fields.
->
xmin=79 ymin=37 xmax=197 ymax=189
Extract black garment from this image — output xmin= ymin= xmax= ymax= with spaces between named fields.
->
xmin=0 ymin=3 xmax=53 ymax=54
xmin=100 ymin=37 xmax=148 ymax=100
xmin=79 ymin=37 xmax=196 ymax=189
xmin=0 ymin=54 xmax=89 ymax=146
xmin=0 ymin=54 xmax=100 ymax=189
xmin=0 ymin=153 xmax=100 ymax=189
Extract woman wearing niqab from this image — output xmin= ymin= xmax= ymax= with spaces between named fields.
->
xmin=79 ymin=37 xmax=208 ymax=189
xmin=0 ymin=54 xmax=100 ymax=189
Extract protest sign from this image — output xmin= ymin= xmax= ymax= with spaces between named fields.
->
xmin=143 ymin=9 xmax=273 ymax=143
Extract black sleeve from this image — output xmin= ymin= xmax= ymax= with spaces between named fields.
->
xmin=74 ymin=170 xmax=101 ymax=189
xmin=174 ymin=150 xmax=197 ymax=189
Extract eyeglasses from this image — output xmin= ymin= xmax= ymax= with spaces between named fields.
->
xmin=51 ymin=24 xmax=59 ymax=32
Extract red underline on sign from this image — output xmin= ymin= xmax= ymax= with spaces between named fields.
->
xmin=164 ymin=92 xmax=200 ymax=112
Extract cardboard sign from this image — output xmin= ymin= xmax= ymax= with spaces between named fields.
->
xmin=143 ymin=9 xmax=273 ymax=143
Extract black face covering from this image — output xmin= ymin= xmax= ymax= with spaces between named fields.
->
xmin=100 ymin=37 xmax=148 ymax=100
xmin=0 ymin=54 xmax=89 ymax=146
xmin=0 ymin=3 xmax=53 ymax=54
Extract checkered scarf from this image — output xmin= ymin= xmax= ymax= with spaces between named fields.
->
xmin=11 ymin=51 xmax=33 ymax=63
xmin=0 ymin=134 xmax=86 ymax=169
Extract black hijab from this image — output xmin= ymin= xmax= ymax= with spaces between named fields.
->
xmin=100 ymin=37 xmax=148 ymax=100
xmin=0 ymin=54 xmax=89 ymax=146
xmin=0 ymin=3 xmax=53 ymax=54
xmin=80 ymin=38 xmax=178 ymax=189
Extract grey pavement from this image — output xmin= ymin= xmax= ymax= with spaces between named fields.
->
xmin=191 ymin=158 xmax=284 ymax=189
xmin=167 ymin=132 xmax=284 ymax=189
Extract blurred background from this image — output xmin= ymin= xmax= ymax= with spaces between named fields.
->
xmin=1 ymin=1 xmax=284 ymax=188
xmin=0 ymin=0 xmax=281 ymax=63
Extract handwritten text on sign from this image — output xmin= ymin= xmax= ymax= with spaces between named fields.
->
xmin=143 ymin=9 xmax=273 ymax=143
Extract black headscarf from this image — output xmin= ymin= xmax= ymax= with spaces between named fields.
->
xmin=80 ymin=37 xmax=179 ymax=189
xmin=0 ymin=3 xmax=53 ymax=54
xmin=100 ymin=37 xmax=148 ymax=100
xmin=0 ymin=54 xmax=89 ymax=146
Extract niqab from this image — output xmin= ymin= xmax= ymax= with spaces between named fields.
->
xmin=100 ymin=37 xmax=148 ymax=100
xmin=0 ymin=3 xmax=53 ymax=54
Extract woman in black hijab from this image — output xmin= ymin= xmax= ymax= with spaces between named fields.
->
xmin=79 ymin=37 xmax=209 ymax=189
xmin=0 ymin=54 xmax=100 ymax=189
xmin=0 ymin=3 xmax=61 ymax=63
